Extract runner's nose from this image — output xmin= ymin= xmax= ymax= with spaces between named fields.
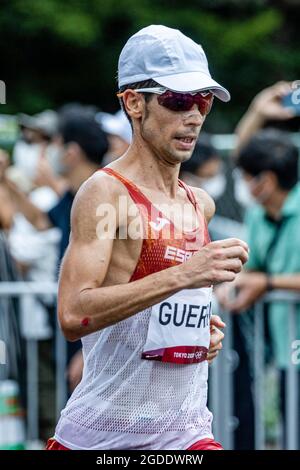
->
xmin=182 ymin=104 xmax=204 ymax=126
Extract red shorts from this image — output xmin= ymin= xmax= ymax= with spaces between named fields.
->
xmin=46 ymin=438 xmax=69 ymax=450
xmin=46 ymin=437 xmax=223 ymax=451
xmin=186 ymin=438 xmax=223 ymax=450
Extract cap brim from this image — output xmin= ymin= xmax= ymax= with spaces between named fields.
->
xmin=153 ymin=71 xmax=230 ymax=102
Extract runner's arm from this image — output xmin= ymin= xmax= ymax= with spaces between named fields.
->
xmin=58 ymin=174 xmax=189 ymax=340
xmin=59 ymin=174 xmax=248 ymax=341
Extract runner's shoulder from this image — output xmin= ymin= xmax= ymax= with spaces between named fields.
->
xmin=74 ymin=170 xmax=128 ymax=209
xmin=71 ymin=169 xmax=129 ymax=232
xmin=188 ymin=185 xmax=215 ymax=223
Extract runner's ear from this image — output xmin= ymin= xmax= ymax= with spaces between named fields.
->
xmin=122 ymin=89 xmax=144 ymax=121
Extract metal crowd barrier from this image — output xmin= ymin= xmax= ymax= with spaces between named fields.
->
xmin=211 ymin=133 xmax=300 ymax=154
xmin=211 ymin=291 xmax=300 ymax=450
xmin=0 ymin=282 xmax=299 ymax=449
xmin=0 ymin=282 xmax=67 ymax=445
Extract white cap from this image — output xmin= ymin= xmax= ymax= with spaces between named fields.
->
xmin=18 ymin=110 xmax=58 ymax=137
xmin=96 ymin=110 xmax=132 ymax=143
xmin=118 ymin=25 xmax=230 ymax=102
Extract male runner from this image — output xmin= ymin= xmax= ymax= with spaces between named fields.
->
xmin=47 ymin=25 xmax=249 ymax=450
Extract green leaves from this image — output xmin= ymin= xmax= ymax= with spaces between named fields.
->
xmin=0 ymin=0 xmax=299 ymax=132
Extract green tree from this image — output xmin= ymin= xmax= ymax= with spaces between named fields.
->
xmin=0 ymin=0 xmax=299 ymax=132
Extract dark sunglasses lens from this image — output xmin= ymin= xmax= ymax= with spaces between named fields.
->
xmin=158 ymin=93 xmax=193 ymax=111
xmin=195 ymin=94 xmax=213 ymax=115
xmin=158 ymin=91 xmax=213 ymax=114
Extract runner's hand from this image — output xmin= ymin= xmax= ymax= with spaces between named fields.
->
xmin=183 ymin=238 xmax=249 ymax=288
xmin=207 ymin=315 xmax=225 ymax=364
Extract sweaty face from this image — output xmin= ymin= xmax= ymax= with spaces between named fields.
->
xmin=139 ymin=94 xmax=205 ymax=166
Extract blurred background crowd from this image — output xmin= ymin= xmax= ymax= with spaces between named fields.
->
xmin=0 ymin=0 xmax=300 ymax=451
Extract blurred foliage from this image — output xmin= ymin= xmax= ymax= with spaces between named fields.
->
xmin=0 ymin=0 xmax=300 ymax=131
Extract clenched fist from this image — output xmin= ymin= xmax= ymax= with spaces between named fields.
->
xmin=181 ymin=238 xmax=249 ymax=289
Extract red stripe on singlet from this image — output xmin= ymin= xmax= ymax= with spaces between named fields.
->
xmin=99 ymin=167 xmax=210 ymax=281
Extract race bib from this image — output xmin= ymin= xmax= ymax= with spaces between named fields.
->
xmin=142 ymin=287 xmax=212 ymax=364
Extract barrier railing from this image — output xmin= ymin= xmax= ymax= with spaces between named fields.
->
xmin=0 ymin=283 xmax=299 ymax=449
xmin=0 ymin=282 xmax=67 ymax=446
xmin=211 ymin=291 xmax=300 ymax=450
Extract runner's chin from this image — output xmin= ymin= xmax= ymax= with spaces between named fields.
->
xmin=171 ymin=140 xmax=196 ymax=161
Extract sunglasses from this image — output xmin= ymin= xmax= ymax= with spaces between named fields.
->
xmin=117 ymin=87 xmax=214 ymax=115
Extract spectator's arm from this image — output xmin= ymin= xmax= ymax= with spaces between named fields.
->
xmin=234 ymin=108 xmax=265 ymax=155
xmin=216 ymin=272 xmax=300 ymax=313
xmin=5 ymin=178 xmax=51 ymax=230
xmin=67 ymin=349 xmax=83 ymax=392
xmin=34 ymin=155 xmax=68 ymax=197
xmin=0 ymin=185 xmax=14 ymax=230
xmin=234 ymin=81 xmax=295 ymax=155
xmin=268 ymin=274 xmax=300 ymax=291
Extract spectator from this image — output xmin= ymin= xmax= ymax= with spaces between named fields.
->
xmin=12 ymin=110 xmax=66 ymax=191
xmin=8 ymin=181 xmax=60 ymax=441
xmin=0 ymin=151 xmax=24 ymax=415
xmin=97 ymin=110 xmax=132 ymax=164
xmin=4 ymin=112 xmax=109 ymax=400
xmin=234 ymin=81 xmax=296 ymax=155
xmin=6 ymin=113 xmax=109 ymax=261
xmin=218 ymin=129 xmax=300 ymax=448
xmin=181 ymin=135 xmax=254 ymax=449
xmin=0 ymin=150 xmax=14 ymax=231
xmin=180 ymin=134 xmax=244 ymax=235
xmin=180 ymin=133 xmax=226 ymax=201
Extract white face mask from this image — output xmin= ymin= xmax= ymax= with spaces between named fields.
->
xmin=12 ymin=140 xmax=41 ymax=179
xmin=46 ymin=143 xmax=65 ymax=175
xmin=13 ymin=140 xmax=66 ymax=179
xmin=233 ymin=170 xmax=256 ymax=208
xmin=200 ymin=173 xmax=226 ymax=199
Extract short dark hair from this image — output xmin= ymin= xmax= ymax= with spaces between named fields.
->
xmin=59 ymin=114 xmax=108 ymax=166
xmin=237 ymin=129 xmax=299 ymax=190
xmin=118 ymin=79 xmax=160 ymax=126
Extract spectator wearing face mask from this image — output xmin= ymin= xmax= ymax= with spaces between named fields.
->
xmin=232 ymin=81 xmax=300 ymax=216
xmin=181 ymin=134 xmax=255 ymax=449
xmin=180 ymin=133 xmax=226 ymax=199
xmin=218 ymin=129 xmax=300 ymax=449
xmin=6 ymin=113 xmax=109 ymax=262
xmin=4 ymin=113 xmax=109 ymax=412
xmin=180 ymin=134 xmax=245 ymax=238
xmin=12 ymin=111 xmax=65 ymax=191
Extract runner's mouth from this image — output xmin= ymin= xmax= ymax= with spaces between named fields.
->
xmin=175 ymin=136 xmax=196 ymax=143
xmin=174 ymin=136 xmax=196 ymax=148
